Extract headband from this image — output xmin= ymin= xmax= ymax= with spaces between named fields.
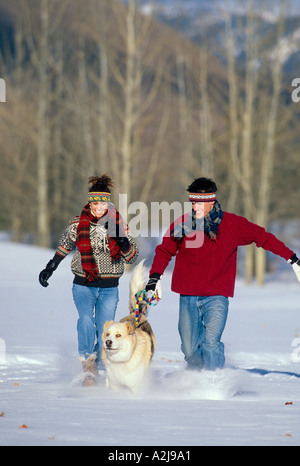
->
xmin=189 ymin=192 xmax=217 ymax=202
xmin=88 ymin=191 xmax=111 ymax=203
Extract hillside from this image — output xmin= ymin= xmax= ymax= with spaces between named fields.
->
xmin=137 ymin=0 xmax=300 ymax=75
xmin=0 ymin=0 xmax=299 ymax=258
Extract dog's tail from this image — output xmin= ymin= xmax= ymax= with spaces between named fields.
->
xmin=127 ymin=259 xmax=157 ymax=358
xmin=129 ymin=259 xmax=147 ymax=312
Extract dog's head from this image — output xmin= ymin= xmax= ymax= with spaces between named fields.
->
xmin=102 ymin=320 xmax=136 ymax=362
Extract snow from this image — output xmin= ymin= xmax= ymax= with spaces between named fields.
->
xmin=0 ymin=240 xmax=300 ymax=446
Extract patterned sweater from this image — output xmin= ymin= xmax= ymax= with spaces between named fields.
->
xmin=55 ymin=215 xmax=138 ymax=287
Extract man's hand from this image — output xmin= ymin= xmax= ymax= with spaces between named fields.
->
xmin=289 ymin=254 xmax=300 ymax=283
xmin=146 ymin=273 xmax=161 ymax=292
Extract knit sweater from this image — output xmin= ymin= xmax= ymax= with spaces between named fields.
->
xmin=55 ymin=214 xmax=138 ymax=287
xmin=150 ymin=212 xmax=294 ymax=298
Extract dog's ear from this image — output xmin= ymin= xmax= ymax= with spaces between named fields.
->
xmin=125 ymin=321 xmax=135 ymax=335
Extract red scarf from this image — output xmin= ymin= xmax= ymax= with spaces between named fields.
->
xmin=76 ymin=204 xmax=127 ymax=282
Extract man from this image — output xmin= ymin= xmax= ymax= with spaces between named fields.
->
xmin=146 ymin=177 xmax=300 ymax=371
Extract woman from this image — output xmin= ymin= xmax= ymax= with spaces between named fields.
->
xmin=39 ymin=175 xmax=138 ymax=385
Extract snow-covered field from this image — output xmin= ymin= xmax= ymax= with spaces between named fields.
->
xmin=0 ymin=241 xmax=300 ymax=447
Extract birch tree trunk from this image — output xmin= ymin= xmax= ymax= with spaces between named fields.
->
xmin=109 ymin=0 xmax=160 ymax=204
xmin=37 ymin=0 xmax=50 ymax=247
xmin=93 ymin=0 xmax=110 ymax=173
xmin=224 ymin=8 xmax=239 ymax=213
xmin=119 ymin=0 xmax=138 ymax=204
xmin=78 ymin=34 xmax=95 ymax=175
xmin=176 ymin=51 xmax=193 ymax=183
xmin=255 ymin=5 xmax=285 ymax=284
xmin=199 ymin=47 xmax=214 ymax=178
xmin=241 ymin=0 xmax=258 ymax=283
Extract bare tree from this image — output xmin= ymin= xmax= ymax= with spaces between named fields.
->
xmin=18 ymin=0 xmax=70 ymax=246
xmin=224 ymin=6 xmax=240 ymax=213
xmin=255 ymin=2 xmax=286 ymax=284
xmin=36 ymin=0 xmax=50 ymax=247
xmin=198 ymin=46 xmax=215 ymax=178
xmin=223 ymin=0 xmax=287 ymax=284
xmin=96 ymin=0 xmax=110 ymax=173
xmin=176 ymin=49 xmax=194 ymax=183
xmin=0 ymin=12 xmax=35 ymax=241
xmin=105 ymin=0 xmax=168 ymax=204
xmin=77 ymin=33 xmax=96 ymax=175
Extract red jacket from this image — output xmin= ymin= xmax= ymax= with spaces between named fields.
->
xmin=150 ymin=212 xmax=294 ymax=297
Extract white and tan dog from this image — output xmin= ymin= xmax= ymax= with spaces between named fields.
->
xmin=101 ymin=260 xmax=158 ymax=395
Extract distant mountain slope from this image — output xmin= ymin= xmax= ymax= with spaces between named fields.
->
xmin=134 ymin=0 xmax=300 ymax=73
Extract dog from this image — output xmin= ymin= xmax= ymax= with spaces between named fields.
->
xmin=101 ymin=260 xmax=158 ymax=395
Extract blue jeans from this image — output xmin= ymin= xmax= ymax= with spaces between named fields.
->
xmin=72 ymin=284 xmax=119 ymax=366
xmin=178 ymin=295 xmax=228 ymax=371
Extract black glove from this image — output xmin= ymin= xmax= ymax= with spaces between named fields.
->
xmin=289 ymin=253 xmax=300 ymax=282
xmin=39 ymin=254 xmax=63 ymax=287
xmin=146 ymin=273 xmax=161 ymax=292
xmin=289 ymin=253 xmax=300 ymax=265
xmin=114 ymin=236 xmax=131 ymax=252
xmin=104 ymin=221 xmax=130 ymax=252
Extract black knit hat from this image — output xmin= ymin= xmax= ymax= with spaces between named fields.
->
xmin=187 ymin=177 xmax=217 ymax=202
